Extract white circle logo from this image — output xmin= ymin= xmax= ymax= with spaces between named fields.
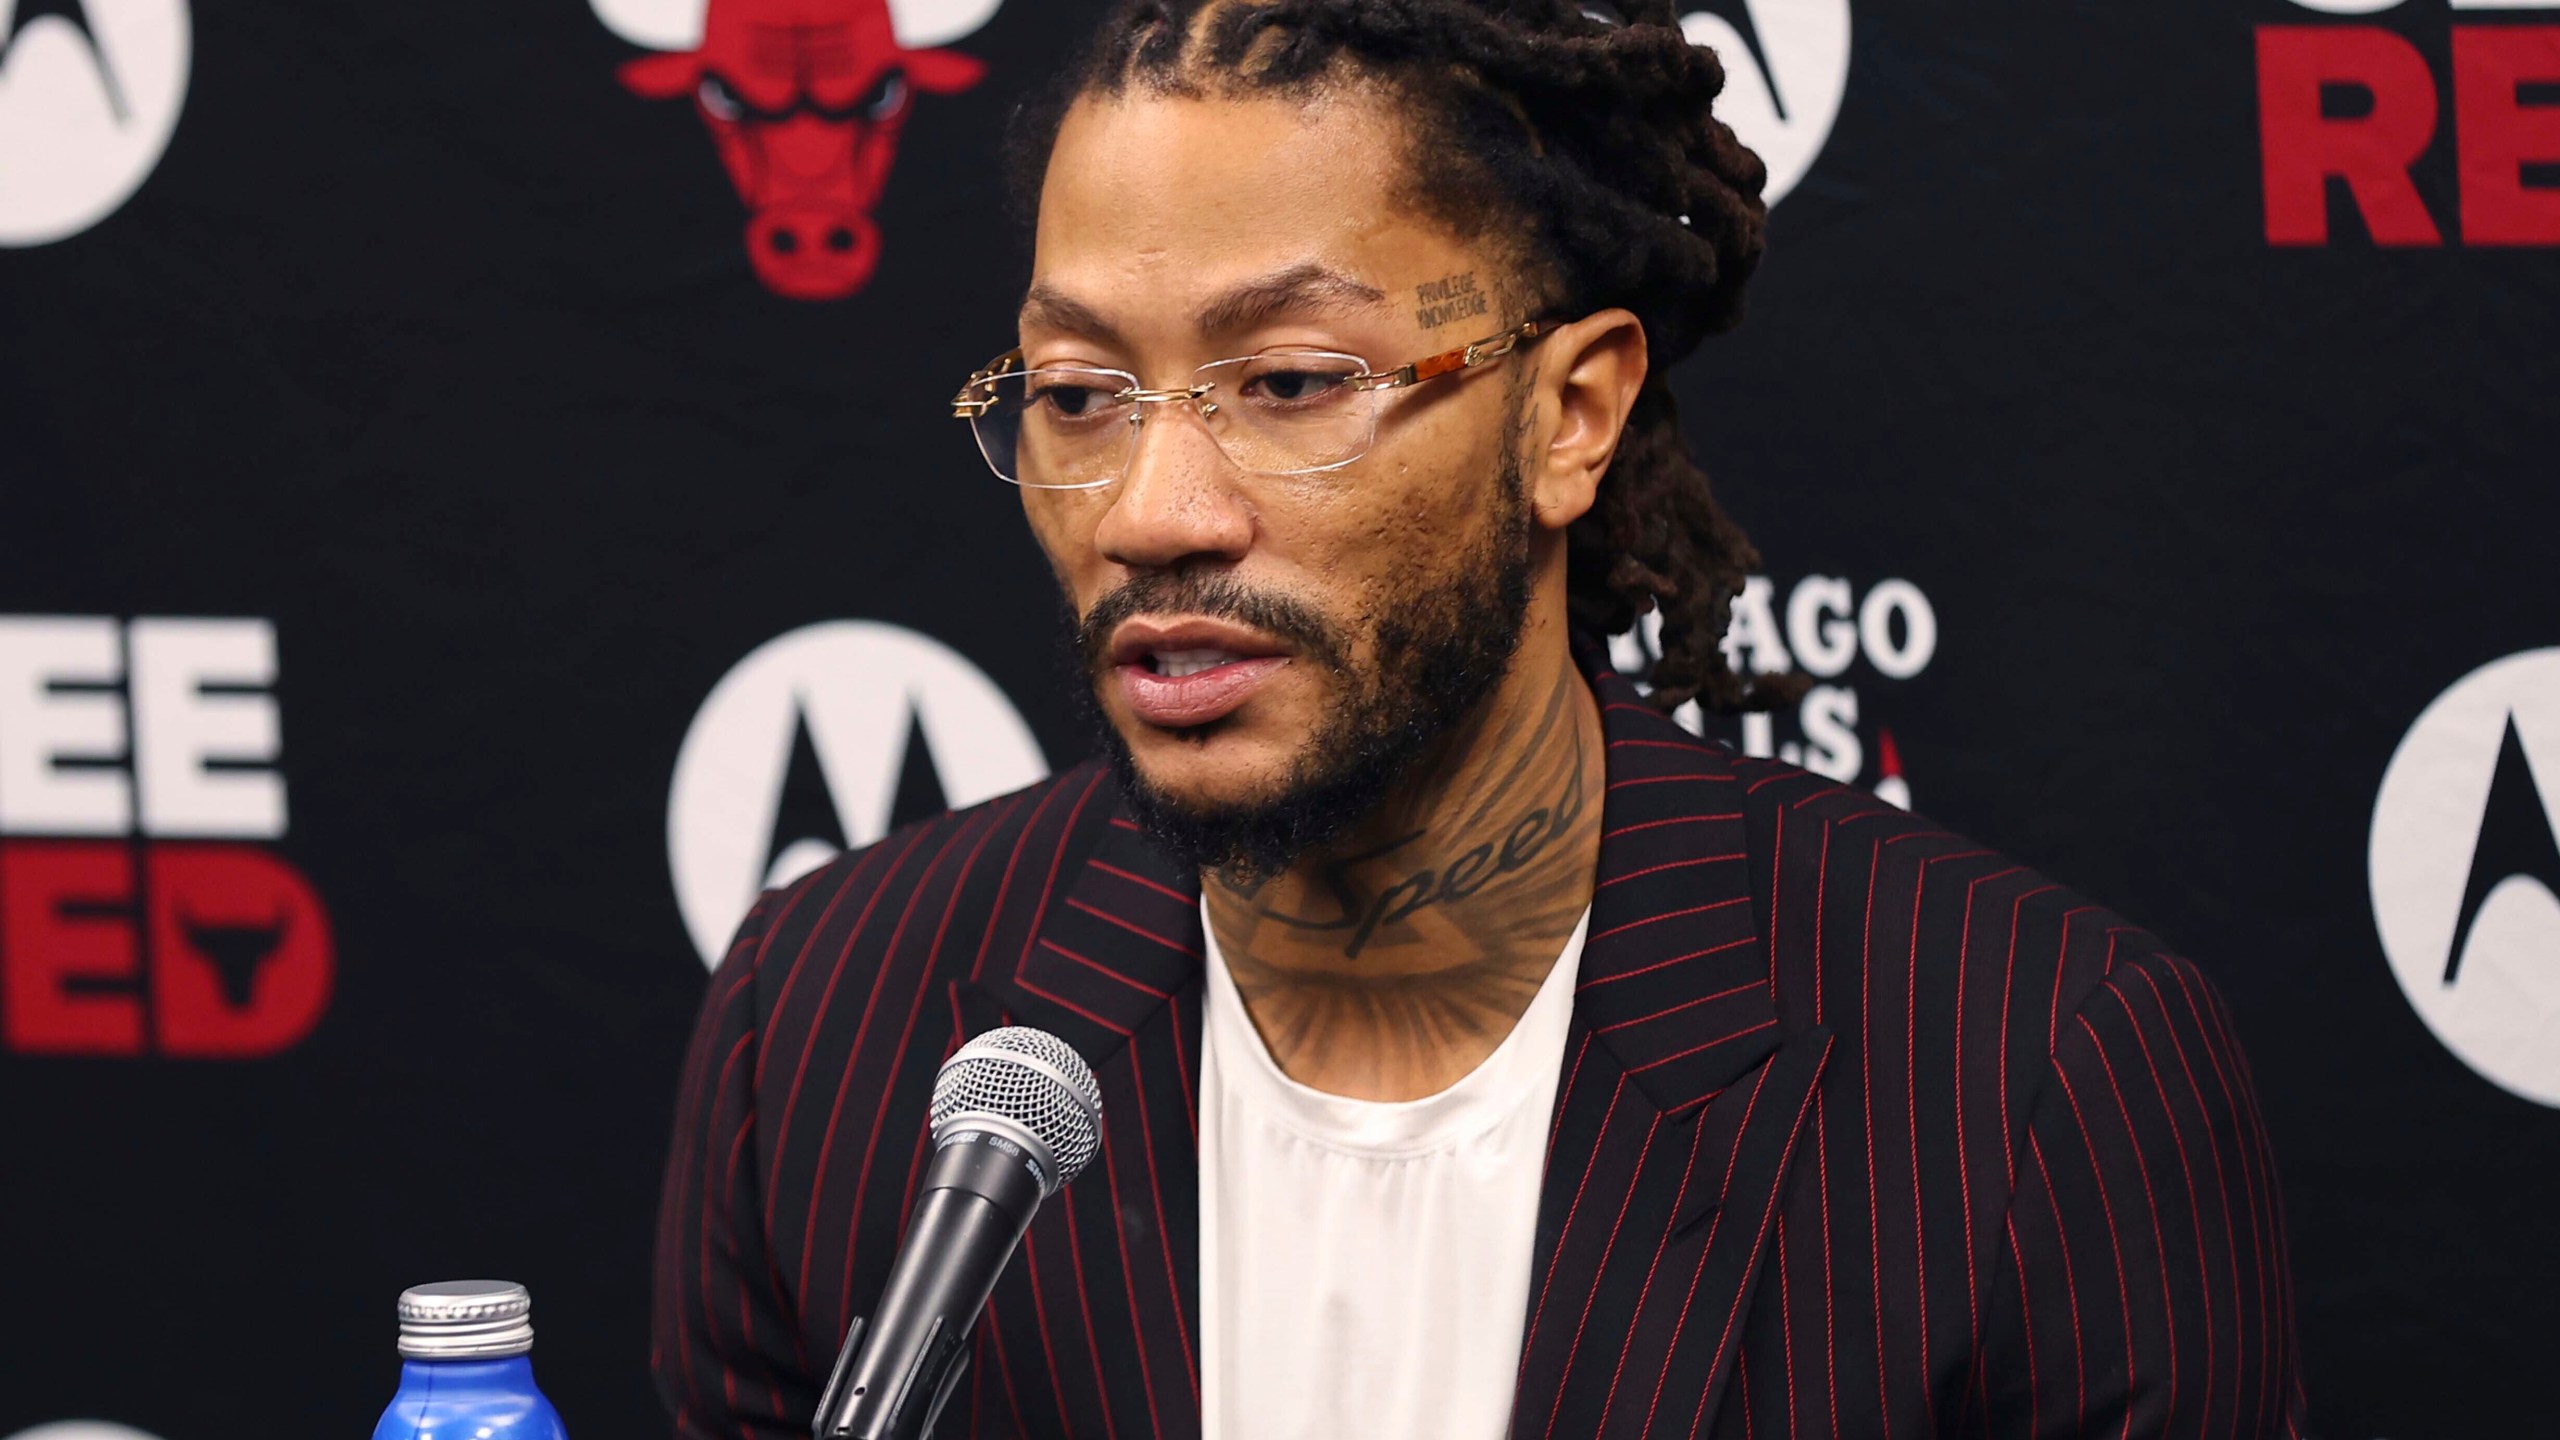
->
xmin=2370 ymin=648 xmax=2560 ymax=1107
xmin=668 ymin=621 xmax=1048 ymax=967
xmin=589 ymin=0 xmax=1001 ymax=52
xmin=6 ymin=1424 xmax=168 ymax=1440
xmin=1683 ymin=0 xmax=1851 ymax=208
xmin=0 ymin=0 xmax=190 ymax=247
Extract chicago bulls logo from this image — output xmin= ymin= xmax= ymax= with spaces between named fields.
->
xmin=596 ymin=0 xmax=1001 ymax=299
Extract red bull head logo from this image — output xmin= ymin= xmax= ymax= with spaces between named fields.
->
xmin=611 ymin=0 xmax=991 ymax=300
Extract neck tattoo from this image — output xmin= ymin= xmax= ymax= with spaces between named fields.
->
xmin=1203 ymin=660 xmax=1605 ymax=1098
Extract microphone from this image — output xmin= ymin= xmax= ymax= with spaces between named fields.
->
xmin=814 ymin=1026 xmax=1104 ymax=1440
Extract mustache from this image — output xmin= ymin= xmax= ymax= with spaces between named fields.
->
xmin=1076 ymin=571 xmax=1350 ymax=676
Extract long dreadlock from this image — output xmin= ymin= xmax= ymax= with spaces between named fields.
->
xmin=1011 ymin=0 xmax=1802 ymax=713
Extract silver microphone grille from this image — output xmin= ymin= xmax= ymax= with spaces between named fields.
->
xmin=929 ymin=1026 xmax=1104 ymax=1188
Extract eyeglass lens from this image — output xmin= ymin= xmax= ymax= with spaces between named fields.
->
xmin=967 ymin=351 xmax=1381 ymax=489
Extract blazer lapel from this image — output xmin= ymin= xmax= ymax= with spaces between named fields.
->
xmin=948 ymin=661 xmax=1831 ymax=1440
xmin=1507 ymin=668 xmax=1834 ymax=1440
xmin=959 ymin=798 xmax=1206 ymax=1440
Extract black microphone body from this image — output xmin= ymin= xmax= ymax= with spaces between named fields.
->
xmin=814 ymin=1027 xmax=1103 ymax=1440
xmin=816 ymin=1129 xmax=1048 ymax=1439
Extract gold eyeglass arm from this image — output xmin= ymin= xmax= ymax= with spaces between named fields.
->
xmin=1348 ymin=319 xmax=1550 ymax=393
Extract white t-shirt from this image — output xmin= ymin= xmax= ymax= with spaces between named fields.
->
xmin=1198 ymin=904 xmax=1591 ymax=1440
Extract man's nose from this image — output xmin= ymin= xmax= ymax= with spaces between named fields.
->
xmin=1091 ymin=404 xmax=1254 ymax=570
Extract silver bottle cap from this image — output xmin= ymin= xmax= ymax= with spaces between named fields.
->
xmin=397 ymin=1280 xmax=535 ymax=1359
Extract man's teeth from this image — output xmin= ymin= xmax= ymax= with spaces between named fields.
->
xmin=1152 ymin=648 xmax=1240 ymax=679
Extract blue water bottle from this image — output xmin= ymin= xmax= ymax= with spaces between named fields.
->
xmin=372 ymin=1280 xmax=570 ymax=1440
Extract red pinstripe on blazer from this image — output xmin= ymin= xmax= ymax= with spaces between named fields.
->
xmin=653 ymin=661 xmax=2311 ymax=1439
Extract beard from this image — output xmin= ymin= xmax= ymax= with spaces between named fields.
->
xmin=1067 ymin=449 xmax=1535 ymax=880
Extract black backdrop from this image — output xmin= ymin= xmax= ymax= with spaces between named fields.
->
xmin=3 ymin=1 xmax=2556 ymax=1437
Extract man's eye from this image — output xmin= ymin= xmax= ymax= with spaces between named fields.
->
xmin=1033 ymin=382 xmax=1118 ymax=419
xmin=1242 ymin=369 xmax=1350 ymax=405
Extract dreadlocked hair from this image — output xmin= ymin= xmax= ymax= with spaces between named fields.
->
xmin=1010 ymin=0 xmax=1806 ymax=714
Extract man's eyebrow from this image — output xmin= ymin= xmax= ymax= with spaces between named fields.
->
xmin=1194 ymin=264 xmax=1389 ymax=337
xmin=1018 ymin=284 xmax=1124 ymax=344
xmin=1017 ymin=264 xmax=1389 ymax=346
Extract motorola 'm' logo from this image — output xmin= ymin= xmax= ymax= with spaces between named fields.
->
xmin=0 ymin=0 xmax=189 ymax=246
xmin=667 ymin=621 xmax=1047 ymax=967
xmin=2370 ymin=648 xmax=2560 ymax=1107
xmin=1682 ymin=0 xmax=1850 ymax=208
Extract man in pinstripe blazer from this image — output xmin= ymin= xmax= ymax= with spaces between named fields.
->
xmin=655 ymin=3 xmax=2310 ymax=1436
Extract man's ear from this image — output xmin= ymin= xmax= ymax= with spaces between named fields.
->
xmin=1525 ymin=308 xmax=1649 ymax=532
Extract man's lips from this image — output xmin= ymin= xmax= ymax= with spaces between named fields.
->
xmin=1106 ymin=617 xmax=1292 ymax=728
xmin=1119 ymin=656 xmax=1289 ymax=727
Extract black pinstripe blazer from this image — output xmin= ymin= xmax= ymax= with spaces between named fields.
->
xmin=654 ymin=661 xmax=2311 ymax=1439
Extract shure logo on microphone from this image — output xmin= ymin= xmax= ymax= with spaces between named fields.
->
xmin=942 ymin=1124 xmax=1051 ymax=1189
